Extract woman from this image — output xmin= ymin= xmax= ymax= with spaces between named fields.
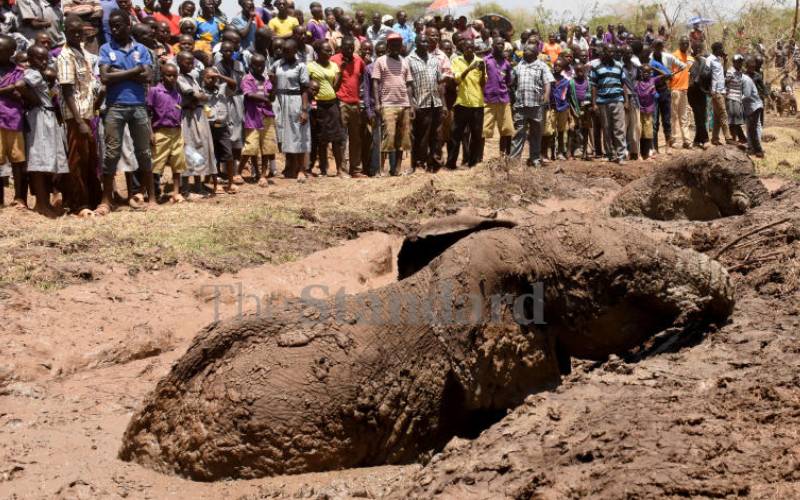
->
xmin=195 ymin=0 xmax=224 ymax=54
xmin=270 ymin=38 xmax=310 ymax=181
xmin=307 ymin=40 xmax=345 ymax=176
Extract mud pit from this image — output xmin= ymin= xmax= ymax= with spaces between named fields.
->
xmin=4 ymin=138 xmax=800 ymax=498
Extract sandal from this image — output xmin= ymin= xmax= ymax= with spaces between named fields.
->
xmin=224 ymin=185 xmax=239 ymax=194
xmin=232 ymin=175 xmax=245 ymax=185
xmin=214 ymin=185 xmax=226 ymax=195
xmin=129 ymin=193 xmax=145 ymax=209
xmin=94 ymin=203 xmax=112 ymax=216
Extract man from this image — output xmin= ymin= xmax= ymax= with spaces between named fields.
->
xmin=483 ymin=37 xmax=513 ymax=157
xmin=542 ymin=32 xmax=561 ymax=66
xmin=231 ymin=0 xmax=263 ymax=51
xmin=622 ymin=45 xmax=641 ymax=160
xmin=591 ymin=43 xmax=628 ymax=164
xmin=366 ymin=11 xmax=391 ymax=46
xmin=372 ymin=32 xmax=413 ymax=175
xmin=152 ymin=0 xmax=180 ymax=40
xmin=307 ymin=1 xmax=327 ymax=42
xmin=650 ymin=38 xmax=684 ymax=154
xmin=407 ymin=33 xmax=443 ymax=172
xmin=334 ymin=15 xmax=361 ymax=53
xmin=688 ymin=41 xmax=709 ymax=148
xmin=455 ymin=16 xmax=476 ymax=42
xmin=447 ymin=38 xmax=485 ymax=168
xmin=97 ymin=9 xmax=154 ymax=214
xmin=392 ymin=10 xmax=414 ymax=53
xmin=440 ymin=14 xmax=455 ymax=43
xmin=14 ymin=0 xmax=65 ymax=46
xmin=267 ymin=0 xmax=297 ymax=39
xmin=708 ymin=41 xmax=732 ymax=145
xmin=57 ymin=14 xmax=102 ymax=214
xmin=331 ymin=37 xmax=366 ymax=177
xmin=670 ymin=36 xmax=694 ymax=149
xmin=510 ymin=42 xmax=552 ymax=166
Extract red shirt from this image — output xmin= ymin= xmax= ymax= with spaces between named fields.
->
xmin=153 ymin=11 xmax=182 ymax=37
xmin=330 ymin=53 xmax=365 ymax=105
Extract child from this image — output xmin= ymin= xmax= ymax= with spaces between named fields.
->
xmin=146 ymin=63 xmax=185 ymax=203
xmin=214 ymin=40 xmax=246 ymax=184
xmin=743 ymin=57 xmax=764 ymax=158
xmin=176 ymin=50 xmax=217 ymax=196
xmin=24 ymin=44 xmax=68 ymax=217
xmin=726 ymin=54 xmax=747 ymax=144
xmin=240 ymin=53 xmax=277 ymax=188
xmin=572 ymin=63 xmax=592 ymax=160
xmin=307 ymin=78 xmax=321 ymax=175
xmin=0 ymin=35 xmax=27 ymax=209
xmin=636 ymin=64 xmax=669 ymax=160
xmin=549 ymin=58 xmax=576 ymax=161
xmin=203 ymin=67 xmax=238 ymax=194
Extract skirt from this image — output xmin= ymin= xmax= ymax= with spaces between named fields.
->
xmin=276 ymin=93 xmax=311 ymax=154
xmin=182 ymin=107 xmax=217 ymax=177
xmin=25 ymin=107 xmax=68 ymax=174
xmin=313 ymin=99 xmax=346 ymax=143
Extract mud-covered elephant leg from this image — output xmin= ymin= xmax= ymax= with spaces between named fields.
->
xmin=120 ymin=213 xmax=734 ymax=480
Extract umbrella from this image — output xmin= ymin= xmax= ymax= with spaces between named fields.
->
xmin=427 ymin=0 xmax=471 ymax=12
xmin=687 ymin=16 xmax=715 ymax=27
xmin=479 ymin=13 xmax=513 ymax=34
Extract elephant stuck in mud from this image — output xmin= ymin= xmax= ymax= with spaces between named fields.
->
xmin=119 ymin=212 xmax=734 ymax=481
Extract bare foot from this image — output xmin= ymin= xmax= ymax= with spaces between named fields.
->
xmin=94 ymin=203 xmax=112 ymax=216
xmin=11 ymin=198 xmax=27 ymax=210
xmin=257 ymin=177 xmax=269 ymax=188
xmin=33 ymin=204 xmax=63 ymax=218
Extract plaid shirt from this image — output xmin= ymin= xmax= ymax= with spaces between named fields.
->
xmin=512 ymin=59 xmax=554 ymax=108
xmin=406 ymin=52 xmax=442 ymax=108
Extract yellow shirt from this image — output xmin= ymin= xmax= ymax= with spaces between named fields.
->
xmin=268 ymin=16 xmax=299 ymax=38
xmin=670 ymin=49 xmax=694 ymax=91
xmin=307 ymin=61 xmax=340 ymax=101
xmin=451 ymin=55 xmax=484 ymax=108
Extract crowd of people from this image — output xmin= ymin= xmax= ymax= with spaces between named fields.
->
xmin=0 ymin=0 xmax=780 ymax=217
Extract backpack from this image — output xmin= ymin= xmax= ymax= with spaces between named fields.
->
xmin=690 ymin=56 xmax=712 ymax=93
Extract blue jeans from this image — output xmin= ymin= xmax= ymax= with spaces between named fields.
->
xmin=103 ymin=104 xmax=152 ymax=176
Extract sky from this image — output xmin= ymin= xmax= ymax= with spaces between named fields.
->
xmin=218 ymin=0 xmax=749 ymax=26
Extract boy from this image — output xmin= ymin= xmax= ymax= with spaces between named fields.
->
xmin=57 ymin=14 xmax=102 ymax=215
xmin=98 ymin=9 xmax=155 ymax=215
xmin=203 ymin=66 xmax=238 ymax=194
xmin=214 ymin=39 xmax=246 ymax=183
xmin=742 ymin=57 xmax=764 ymax=158
xmin=572 ymin=63 xmax=592 ymax=160
xmin=636 ymin=64 xmax=669 ymax=160
xmin=0 ymin=35 xmax=26 ymax=208
xmin=240 ymin=52 xmax=276 ymax=187
xmin=146 ymin=63 xmax=185 ymax=203
xmin=549 ymin=57 xmax=576 ymax=160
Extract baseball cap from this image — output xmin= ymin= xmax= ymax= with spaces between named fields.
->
xmin=381 ymin=14 xmax=393 ymax=24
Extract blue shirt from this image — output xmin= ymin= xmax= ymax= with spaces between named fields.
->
xmin=100 ymin=0 xmax=118 ymax=42
xmin=98 ymin=39 xmax=153 ymax=105
xmin=741 ymin=74 xmax=763 ymax=115
xmin=590 ymin=61 xmax=627 ymax=104
xmin=392 ymin=22 xmax=415 ymax=50
xmin=230 ymin=13 xmax=256 ymax=50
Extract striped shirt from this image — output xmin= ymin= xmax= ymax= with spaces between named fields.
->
xmin=590 ymin=61 xmax=626 ymax=104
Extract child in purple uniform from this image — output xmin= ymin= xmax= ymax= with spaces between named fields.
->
xmin=147 ymin=63 xmax=186 ymax=203
xmin=572 ymin=63 xmax=592 ymax=160
xmin=636 ymin=64 xmax=669 ymax=160
xmin=239 ymin=52 xmax=276 ymax=188
xmin=0 ymin=35 xmax=27 ymax=208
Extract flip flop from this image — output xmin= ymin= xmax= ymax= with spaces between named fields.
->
xmin=94 ymin=203 xmax=112 ymax=216
xmin=214 ymin=185 xmax=226 ymax=195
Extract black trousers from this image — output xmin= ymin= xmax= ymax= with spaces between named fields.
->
xmin=688 ymin=86 xmax=709 ymax=145
xmin=446 ymin=105 xmax=484 ymax=167
xmin=412 ymin=106 xmax=443 ymax=170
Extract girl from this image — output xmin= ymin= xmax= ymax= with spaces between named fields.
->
xmin=24 ymin=45 xmax=68 ymax=217
xmin=270 ymin=38 xmax=310 ymax=182
xmin=307 ymin=40 xmax=345 ymax=176
xmin=176 ymin=51 xmax=218 ymax=197
xmin=636 ymin=64 xmax=670 ymax=160
xmin=239 ymin=52 xmax=277 ymax=187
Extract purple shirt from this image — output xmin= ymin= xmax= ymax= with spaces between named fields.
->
xmin=636 ymin=77 xmax=657 ymax=114
xmin=483 ymin=55 xmax=512 ymax=104
xmin=146 ymin=83 xmax=182 ymax=129
xmin=573 ymin=77 xmax=590 ymax=102
xmin=241 ymin=72 xmax=274 ymax=129
xmin=308 ymin=19 xmax=328 ymax=41
xmin=0 ymin=65 xmax=24 ymax=131
xmin=603 ymin=32 xmax=616 ymax=45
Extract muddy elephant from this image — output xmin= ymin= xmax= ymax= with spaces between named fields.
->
xmin=609 ymin=147 xmax=769 ymax=220
xmin=119 ymin=212 xmax=734 ymax=481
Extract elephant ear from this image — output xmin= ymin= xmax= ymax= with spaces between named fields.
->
xmin=397 ymin=215 xmax=517 ymax=280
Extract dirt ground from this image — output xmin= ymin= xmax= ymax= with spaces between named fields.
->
xmin=2 ymin=118 xmax=800 ymax=499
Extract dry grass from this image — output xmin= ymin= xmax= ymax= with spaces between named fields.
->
xmin=756 ymin=123 xmax=800 ymax=181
